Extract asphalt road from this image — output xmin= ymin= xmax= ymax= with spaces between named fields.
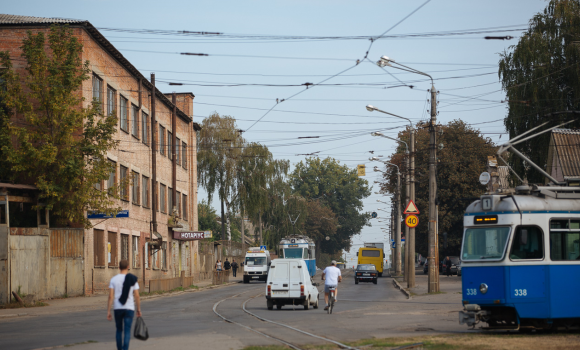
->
xmin=0 ymin=271 xmax=468 ymax=350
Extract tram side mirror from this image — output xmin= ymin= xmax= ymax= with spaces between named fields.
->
xmin=520 ymin=229 xmax=528 ymax=246
xmin=356 ymin=252 xmax=359 ymax=256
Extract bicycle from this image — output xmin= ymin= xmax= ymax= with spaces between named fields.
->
xmin=327 ymin=286 xmax=336 ymax=314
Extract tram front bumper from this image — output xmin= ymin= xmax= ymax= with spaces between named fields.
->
xmin=459 ymin=304 xmax=488 ymax=327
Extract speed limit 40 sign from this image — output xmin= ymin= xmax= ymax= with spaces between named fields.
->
xmin=405 ymin=214 xmax=419 ymax=228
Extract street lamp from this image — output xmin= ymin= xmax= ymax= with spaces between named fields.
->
xmin=371 ymin=160 xmax=402 ymax=277
xmin=373 ymin=55 xmax=438 ymax=292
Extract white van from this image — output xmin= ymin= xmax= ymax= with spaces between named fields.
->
xmin=265 ymin=258 xmax=319 ymax=310
xmin=243 ymin=247 xmax=271 ymax=283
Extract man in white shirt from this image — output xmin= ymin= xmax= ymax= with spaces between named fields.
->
xmin=107 ymin=259 xmax=142 ymax=350
xmin=321 ymin=260 xmax=342 ymax=310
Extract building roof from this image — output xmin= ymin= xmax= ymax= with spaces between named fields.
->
xmin=547 ymin=128 xmax=580 ymax=181
xmin=0 ymin=14 xmax=201 ymax=131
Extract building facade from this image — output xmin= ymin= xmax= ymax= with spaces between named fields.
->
xmin=0 ymin=14 xmax=202 ymax=296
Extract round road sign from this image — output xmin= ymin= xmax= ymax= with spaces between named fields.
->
xmin=405 ymin=214 xmax=419 ymax=228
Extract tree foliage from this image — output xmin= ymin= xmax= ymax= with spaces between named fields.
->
xmin=290 ymin=157 xmax=371 ymax=255
xmin=0 ymin=25 xmax=120 ymax=228
xmin=381 ymin=120 xmax=496 ymax=257
xmin=499 ymin=0 xmax=580 ymax=183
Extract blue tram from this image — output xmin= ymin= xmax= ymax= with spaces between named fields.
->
xmin=459 ymin=185 xmax=580 ymax=330
xmin=279 ymin=235 xmax=316 ymax=277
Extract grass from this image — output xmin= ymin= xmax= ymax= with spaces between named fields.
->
xmin=141 ymin=284 xmax=200 ymax=296
xmin=243 ymin=334 xmax=580 ymax=350
xmin=0 ymin=301 xmax=48 ymax=309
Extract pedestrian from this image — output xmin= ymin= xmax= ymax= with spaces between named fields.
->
xmin=445 ymin=256 xmax=451 ymax=277
xmin=231 ymin=259 xmax=239 ymax=277
xmin=215 ymin=259 xmax=222 ymax=271
xmin=107 ymin=259 xmax=141 ymax=350
xmin=224 ymin=258 xmax=231 ymax=272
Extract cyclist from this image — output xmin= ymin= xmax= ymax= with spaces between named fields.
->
xmin=321 ymin=260 xmax=342 ymax=310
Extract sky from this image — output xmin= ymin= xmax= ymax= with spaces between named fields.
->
xmin=4 ymin=0 xmax=548 ymax=266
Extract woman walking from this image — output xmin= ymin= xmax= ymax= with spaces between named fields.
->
xmin=215 ymin=259 xmax=222 ymax=272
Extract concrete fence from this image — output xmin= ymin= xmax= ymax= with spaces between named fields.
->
xmin=212 ymin=270 xmax=230 ymax=285
xmin=149 ymin=273 xmax=195 ymax=293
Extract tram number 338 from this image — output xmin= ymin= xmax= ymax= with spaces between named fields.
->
xmin=514 ymin=289 xmax=527 ymax=296
xmin=466 ymin=289 xmax=477 ymax=295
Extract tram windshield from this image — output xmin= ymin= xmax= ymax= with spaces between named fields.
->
xmin=283 ymin=248 xmax=308 ymax=259
xmin=462 ymin=226 xmax=511 ymax=261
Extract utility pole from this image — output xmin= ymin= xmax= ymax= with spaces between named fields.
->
xmin=403 ymin=153 xmax=410 ymax=282
xmin=394 ymin=170 xmax=402 ymax=276
xmin=149 ymin=73 xmax=157 ymax=289
xmin=428 ymin=84 xmax=439 ymax=293
xmin=171 ymin=93 xmax=177 ymax=216
xmin=408 ymin=128 xmax=416 ymax=288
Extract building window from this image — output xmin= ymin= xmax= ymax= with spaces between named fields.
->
xmin=131 ymin=104 xmax=139 ymax=138
xmin=176 ymin=137 xmax=181 ymax=166
xmin=160 ymin=126 xmax=165 ymax=156
xmin=132 ymin=236 xmax=140 ymax=268
xmin=168 ymin=132 xmax=172 ymax=160
xmin=182 ymin=142 xmax=187 ymax=169
xmin=142 ymin=112 xmax=149 ymax=145
xmin=108 ymin=231 xmax=117 ymax=268
xmin=120 ymin=165 xmax=128 ymax=201
xmin=94 ymin=229 xmax=105 ymax=267
xmin=182 ymin=194 xmax=187 ymax=221
xmin=160 ymin=184 xmax=166 ymax=213
xmin=162 ymin=242 xmax=167 ymax=270
xmin=107 ymin=86 xmax=116 ymax=117
xmin=142 ymin=176 xmax=150 ymax=208
xmin=176 ymin=191 xmax=181 ymax=217
xmin=121 ymin=234 xmax=129 ymax=262
xmin=92 ymin=74 xmax=103 ymax=110
xmin=131 ymin=171 xmax=140 ymax=205
xmin=168 ymin=187 xmax=173 ymax=214
xmin=107 ymin=160 xmax=116 ymax=195
xmin=120 ymin=96 xmax=128 ymax=132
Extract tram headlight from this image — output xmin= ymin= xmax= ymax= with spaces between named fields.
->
xmin=479 ymin=283 xmax=488 ymax=294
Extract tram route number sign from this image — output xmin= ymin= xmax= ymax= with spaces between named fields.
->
xmin=405 ymin=214 xmax=419 ymax=228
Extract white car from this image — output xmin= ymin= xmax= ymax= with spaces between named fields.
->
xmin=265 ymin=259 xmax=319 ymax=310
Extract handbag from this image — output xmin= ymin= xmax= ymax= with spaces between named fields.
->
xmin=134 ymin=316 xmax=149 ymax=341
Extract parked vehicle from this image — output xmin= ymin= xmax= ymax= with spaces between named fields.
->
xmin=265 ymin=259 xmax=319 ymax=310
xmin=354 ymin=264 xmax=378 ymax=284
xmin=357 ymin=247 xmax=384 ymax=277
xmin=243 ymin=247 xmax=271 ymax=283
xmin=440 ymin=256 xmax=460 ymax=275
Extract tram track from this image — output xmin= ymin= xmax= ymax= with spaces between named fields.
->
xmin=213 ymin=287 xmax=360 ymax=350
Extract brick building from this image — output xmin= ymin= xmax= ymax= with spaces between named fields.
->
xmin=0 ymin=14 xmax=202 ymax=294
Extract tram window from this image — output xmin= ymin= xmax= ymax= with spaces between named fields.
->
xmin=550 ymin=219 xmax=580 ymax=261
xmin=284 ymin=248 xmax=304 ymax=259
xmin=509 ymin=226 xmax=543 ymax=260
xmin=303 ymin=248 xmax=308 ymax=259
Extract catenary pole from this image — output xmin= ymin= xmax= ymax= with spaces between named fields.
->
xmin=404 ymin=153 xmax=410 ymax=282
xmin=408 ymin=128 xmax=416 ymax=288
xmin=149 ymin=73 xmax=157 ymax=290
xmin=395 ymin=170 xmax=402 ymax=276
xmin=428 ymin=84 xmax=439 ymax=293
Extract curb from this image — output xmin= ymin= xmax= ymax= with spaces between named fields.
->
xmin=0 ymin=313 xmax=28 ymax=319
xmin=392 ymin=278 xmax=411 ymax=299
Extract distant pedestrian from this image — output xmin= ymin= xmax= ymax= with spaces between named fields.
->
xmin=107 ymin=259 xmax=141 ymax=350
xmin=231 ymin=259 xmax=239 ymax=277
xmin=445 ymin=256 xmax=451 ymax=277
xmin=215 ymin=259 xmax=222 ymax=271
xmin=224 ymin=258 xmax=231 ymax=271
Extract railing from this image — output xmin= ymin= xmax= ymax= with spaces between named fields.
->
xmin=212 ymin=270 xmax=230 ymax=285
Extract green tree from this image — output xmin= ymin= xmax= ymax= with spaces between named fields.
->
xmin=381 ymin=120 xmax=496 ymax=257
xmin=290 ymin=157 xmax=371 ymax=255
xmin=499 ymin=0 xmax=580 ymax=183
xmin=197 ymin=113 xmax=244 ymax=239
xmin=0 ymin=25 xmax=120 ymax=228
xmin=198 ymin=199 xmax=221 ymax=237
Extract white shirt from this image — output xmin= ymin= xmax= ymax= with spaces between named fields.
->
xmin=109 ymin=274 xmax=140 ymax=310
xmin=323 ymin=266 xmax=342 ymax=285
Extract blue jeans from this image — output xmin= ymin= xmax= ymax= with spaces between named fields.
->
xmin=114 ymin=309 xmax=134 ymax=350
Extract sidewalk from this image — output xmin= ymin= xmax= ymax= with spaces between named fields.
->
xmin=393 ymin=266 xmax=462 ymax=298
xmin=0 ymin=269 xmax=244 ymax=320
